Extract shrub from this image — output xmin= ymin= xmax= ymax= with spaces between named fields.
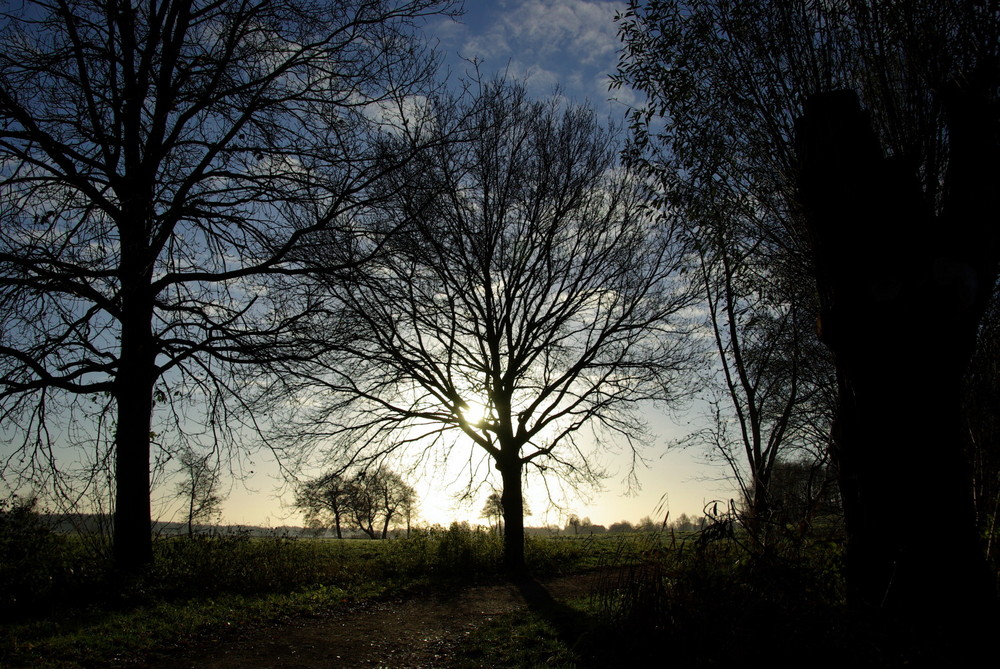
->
xmin=0 ymin=496 xmax=66 ymax=617
xmin=434 ymin=522 xmax=502 ymax=577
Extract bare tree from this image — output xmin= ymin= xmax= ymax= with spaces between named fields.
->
xmin=289 ymin=79 xmax=696 ymax=571
xmin=175 ymin=448 xmax=223 ymax=536
xmin=346 ymin=468 xmax=415 ymax=539
xmin=687 ymin=222 xmax=835 ymax=549
xmin=0 ymin=0 xmax=458 ymax=570
xmin=296 ymin=467 xmax=415 ymax=539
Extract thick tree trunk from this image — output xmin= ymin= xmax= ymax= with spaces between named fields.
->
xmin=796 ymin=91 xmax=996 ymax=623
xmin=113 ymin=223 xmax=157 ymax=571
xmin=498 ymin=455 xmax=526 ymax=574
xmin=113 ymin=294 xmax=156 ymax=570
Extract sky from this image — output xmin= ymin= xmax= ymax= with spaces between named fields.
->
xmin=183 ymin=0 xmax=732 ymax=531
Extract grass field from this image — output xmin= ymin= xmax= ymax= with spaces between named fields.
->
xmin=0 ymin=509 xmax=989 ymax=668
xmin=0 ymin=519 xmax=676 ymax=668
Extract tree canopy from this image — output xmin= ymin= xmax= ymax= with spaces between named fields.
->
xmin=0 ymin=0 xmax=457 ymax=569
xmin=296 ymin=467 xmax=415 ymax=539
xmin=282 ymin=79 xmax=696 ymax=571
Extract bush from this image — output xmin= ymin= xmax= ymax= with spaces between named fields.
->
xmin=587 ymin=523 xmax=856 ymax=667
xmin=434 ymin=522 xmax=502 ymax=577
xmin=0 ymin=496 xmax=67 ymax=617
xmin=148 ymin=530 xmax=352 ymax=599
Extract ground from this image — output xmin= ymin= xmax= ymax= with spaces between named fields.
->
xmin=147 ymin=573 xmax=601 ymax=668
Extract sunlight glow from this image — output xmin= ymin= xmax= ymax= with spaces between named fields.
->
xmin=458 ymin=399 xmax=490 ymax=428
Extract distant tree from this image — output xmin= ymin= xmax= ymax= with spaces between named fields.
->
xmin=479 ymin=491 xmax=531 ymax=537
xmin=346 ymin=468 xmax=416 ymax=540
xmin=286 ymin=78 xmax=696 ymax=572
xmin=481 ymin=493 xmax=504 ymax=522
xmin=297 ymin=468 xmax=415 ymax=539
xmin=481 ymin=492 xmax=504 ymax=536
xmin=175 ymin=449 xmax=223 ymax=536
xmin=608 ymin=520 xmax=635 ymax=534
xmin=566 ymin=514 xmax=582 ymax=535
xmin=0 ymin=0 xmax=459 ymax=571
xmin=581 ymin=519 xmax=606 ymax=534
xmin=635 ymin=515 xmax=662 ymax=533
xmin=296 ymin=472 xmax=351 ymax=539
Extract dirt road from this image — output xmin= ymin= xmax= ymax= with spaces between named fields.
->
xmin=148 ymin=573 xmax=602 ymax=668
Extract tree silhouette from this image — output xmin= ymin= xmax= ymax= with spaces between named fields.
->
xmin=296 ymin=471 xmax=351 ymax=539
xmin=297 ymin=468 xmax=415 ymax=539
xmin=481 ymin=492 xmax=504 ymax=535
xmin=0 ymin=0 xmax=457 ymax=570
xmin=175 ymin=448 xmax=223 ymax=536
xmin=288 ymin=79 xmax=695 ymax=572
xmin=615 ymin=0 xmax=999 ymax=632
xmin=346 ymin=468 xmax=416 ymax=539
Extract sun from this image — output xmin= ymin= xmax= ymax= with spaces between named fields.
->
xmin=458 ymin=399 xmax=490 ymax=428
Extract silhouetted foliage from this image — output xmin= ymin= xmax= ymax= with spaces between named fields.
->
xmin=615 ymin=0 xmax=999 ymax=633
xmin=0 ymin=496 xmax=64 ymax=616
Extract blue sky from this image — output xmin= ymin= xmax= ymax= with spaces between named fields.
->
xmin=210 ymin=0 xmax=729 ymax=530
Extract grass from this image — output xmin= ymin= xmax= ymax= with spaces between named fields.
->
xmin=3 ymin=508 xmax=990 ymax=668
xmin=1 ymin=521 xmax=620 ymax=668
xmin=452 ymin=606 xmax=587 ymax=668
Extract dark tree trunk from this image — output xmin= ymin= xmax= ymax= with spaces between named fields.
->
xmin=497 ymin=455 xmax=526 ymax=575
xmin=113 ymin=266 xmax=157 ymax=570
xmin=746 ymin=471 xmax=773 ymax=551
xmin=796 ymin=91 xmax=997 ymax=624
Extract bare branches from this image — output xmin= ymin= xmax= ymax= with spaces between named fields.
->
xmin=282 ymin=78 xmax=696 ymax=568
xmin=0 ymin=0 xmax=459 ymax=567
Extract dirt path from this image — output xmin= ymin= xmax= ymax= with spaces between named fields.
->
xmin=147 ymin=573 xmax=604 ymax=669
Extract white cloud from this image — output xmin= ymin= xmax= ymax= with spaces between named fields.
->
xmin=499 ymin=0 xmax=623 ymax=66
xmin=443 ymin=0 xmax=627 ymax=105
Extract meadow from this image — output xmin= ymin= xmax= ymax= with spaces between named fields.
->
xmin=0 ymin=505 xmax=975 ymax=668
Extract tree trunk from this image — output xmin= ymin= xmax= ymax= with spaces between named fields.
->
xmin=746 ymin=471 xmax=773 ymax=551
xmin=796 ymin=91 xmax=996 ymax=624
xmin=113 ymin=286 xmax=156 ymax=570
xmin=187 ymin=491 xmax=194 ymax=538
xmin=113 ymin=217 xmax=157 ymax=570
xmin=497 ymin=455 xmax=526 ymax=574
